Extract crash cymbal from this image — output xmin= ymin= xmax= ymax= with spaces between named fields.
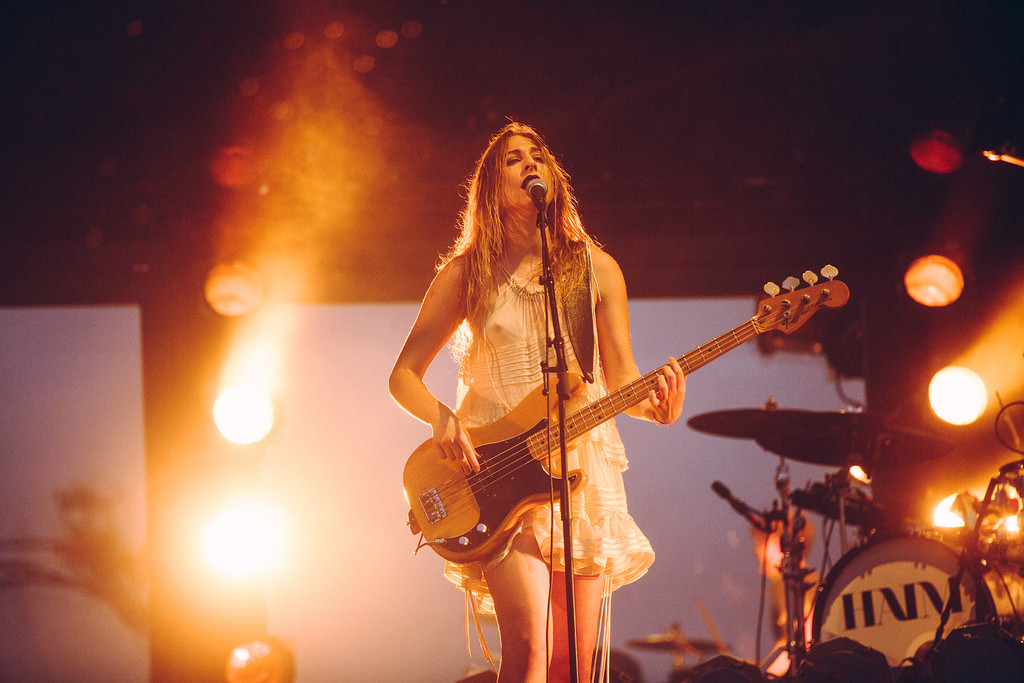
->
xmin=687 ymin=408 xmax=951 ymax=467
xmin=626 ymin=632 xmax=721 ymax=655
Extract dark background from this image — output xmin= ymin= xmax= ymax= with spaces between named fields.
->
xmin=3 ymin=1 xmax=1024 ymax=679
xmin=4 ymin=1 xmax=1023 ymax=303
xmin=5 ymin=0 xmax=1024 ymax=436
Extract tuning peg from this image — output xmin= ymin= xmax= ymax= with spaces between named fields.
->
xmin=803 ymin=270 xmax=818 ymax=286
xmin=782 ymin=276 xmax=800 ymax=292
xmin=764 ymin=282 xmax=780 ymax=297
xmin=820 ymin=265 xmax=839 ymax=280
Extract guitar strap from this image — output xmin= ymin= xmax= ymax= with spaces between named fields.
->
xmin=562 ymin=243 xmax=598 ymax=384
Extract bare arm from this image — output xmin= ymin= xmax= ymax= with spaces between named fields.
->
xmin=388 ymin=258 xmax=481 ymax=470
xmin=591 ymin=248 xmax=686 ymax=424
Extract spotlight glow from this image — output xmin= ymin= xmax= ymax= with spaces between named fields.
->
xmin=910 ymin=129 xmax=964 ymax=174
xmin=203 ymin=502 xmax=288 ymax=577
xmin=904 ymin=255 xmax=964 ymax=307
xmin=849 ymin=465 xmax=871 ymax=484
xmin=205 ymin=262 xmax=265 ymax=317
xmin=214 ymin=384 xmax=275 ymax=444
xmin=929 ymin=366 xmax=987 ymax=425
xmin=934 ymin=493 xmax=965 ymax=528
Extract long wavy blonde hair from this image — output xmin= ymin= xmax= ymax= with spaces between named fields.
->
xmin=440 ymin=122 xmax=597 ymax=335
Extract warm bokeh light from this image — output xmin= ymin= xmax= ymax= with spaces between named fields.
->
xmin=849 ymin=464 xmax=870 ymax=484
xmin=375 ymin=29 xmax=399 ymax=49
xmin=983 ymin=149 xmax=1024 ymax=168
xmin=213 ymin=384 xmax=275 ymax=445
xmin=203 ymin=502 xmax=288 ymax=577
xmin=226 ymin=637 xmax=295 ymax=683
xmin=205 ymin=262 xmax=265 ymax=317
xmin=933 ymin=493 xmax=966 ymax=528
xmin=946 ymin=272 xmax=1024 ymax=406
xmin=324 ymin=22 xmax=345 ymax=40
xmin=929 ymin=366 xmax=988 ymax=425
xmin=353 ymin=55 xmax=375 ymax=73
xmin=910 ymin=129 xmax=964 ymax=174
xmin=401 ymin=20 xmax=423 ymax=39
xmin=904 ymin=254 xmax=964 ymax=307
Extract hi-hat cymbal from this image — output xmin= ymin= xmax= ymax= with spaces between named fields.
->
xmin=687 ymin=408 xmax=951 ymax=467
xmin=626 ymin=632 xmax=721 ymax=655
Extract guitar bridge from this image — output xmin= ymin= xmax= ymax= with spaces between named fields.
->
xmin=418 ymin=488 xmax=447 ymax=525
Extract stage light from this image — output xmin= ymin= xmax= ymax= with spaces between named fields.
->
xmin=226 ymin=636 xmax=295 ymax=683
xmin=903 ymin=255 xmax=964 ymax=307
xmin=934 ymin=493 xmax=967 ymax=528
xmin=203 ymin=501 xmax=288 ymax=578
xmin=205 ymin=262 xmax=265 ymax=317
xmin=983 ymin=147 xmax=1024 ymax=168
xmin=910 ymin=129 xmax=965 ymax=174
xmin=214 ymin=384 xmax=275 ymax=445
xmin=849 ymin=465 xmax=870 ymax=484
xmin=929 ymin=366 xmax=987 ymax=425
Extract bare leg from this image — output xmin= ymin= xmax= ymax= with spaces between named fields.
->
xmin=550 ymin=569 xmax=606 ymax=683
xmin=484 ymin=533 xmax=554 ymax=683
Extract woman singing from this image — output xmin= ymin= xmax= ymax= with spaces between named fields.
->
xmin=389 ymin=122 xmax=685 ymax=682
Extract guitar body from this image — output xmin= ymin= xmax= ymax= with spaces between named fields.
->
xmin=403 ymin=381 xmax=587 ymax=564
xmin=402 ymin=272 xmax=850 ymax=563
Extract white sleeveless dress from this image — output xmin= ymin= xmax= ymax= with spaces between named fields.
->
xmin=442 ymin=271 xmax=655 ymax=614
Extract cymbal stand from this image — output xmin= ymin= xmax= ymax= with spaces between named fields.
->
xmin=930 ymin=471 xmax=997 ymax=652
xmin=774 ymin=459 xmax=812 ymax=675
xmin=825 ymin=470 xmax=851 ymax=556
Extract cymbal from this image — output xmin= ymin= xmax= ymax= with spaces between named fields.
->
xmin=687 ymin=408 xmax=951 ymax=467
xmin=626 ymin=632 xmax=721 ymax=655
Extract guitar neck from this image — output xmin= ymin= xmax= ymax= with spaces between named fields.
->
xmin=559 ymin=317 xmax=760 ymax=442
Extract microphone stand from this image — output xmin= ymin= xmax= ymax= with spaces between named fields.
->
xmin=535 ymin=200 xmax=580 ymax=683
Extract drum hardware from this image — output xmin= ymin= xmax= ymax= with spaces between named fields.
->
xmin=773 ymin=458 xmax=815 ymax=676
xmin=790 ymin=473 xmax=883 ymax=554
xmin=995 ymin=399 xmax=1024 ymax=455
xmin=929 ymin=460 xmax=1024 ymax=650
xmin=711 ymin=461 xmax=814 ymax=676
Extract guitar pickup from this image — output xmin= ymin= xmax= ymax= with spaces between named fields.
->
xmin=418 ymin=488 xmax=447 ymax=525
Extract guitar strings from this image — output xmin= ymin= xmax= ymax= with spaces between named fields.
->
xmin=433 ymin=323 xmax=761 ymax=507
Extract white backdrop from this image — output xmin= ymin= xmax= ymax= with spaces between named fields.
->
xmin=0 ymin=300 xmax=863 ymax=682
xmin=0 ymin=307 xmax=148 ymax=682
xmin=261 ymin=298 xmax=863 ymax=682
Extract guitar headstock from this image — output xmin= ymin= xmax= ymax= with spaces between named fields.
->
xmin=752 ymin=265 xmax=849 ymax=335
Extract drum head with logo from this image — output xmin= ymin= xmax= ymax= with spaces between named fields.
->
xmin=811 ymin=535 xmax=978 ymax=668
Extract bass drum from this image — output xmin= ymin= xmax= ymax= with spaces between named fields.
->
xmin=811 ymin=534 xmax=1024 ymax=668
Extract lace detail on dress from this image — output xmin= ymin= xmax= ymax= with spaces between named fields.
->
xmin=498 ymin=263 xmax=545 ymax=301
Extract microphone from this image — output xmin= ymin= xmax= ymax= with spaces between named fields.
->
xmin=711 ymin=481 xmax=769 ymax=532
xmin=521 ymin=175 xmax=548 ymax=211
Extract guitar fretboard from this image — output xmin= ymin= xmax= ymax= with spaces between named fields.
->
xmin=528 ymin=318 xmax=761 ymax=451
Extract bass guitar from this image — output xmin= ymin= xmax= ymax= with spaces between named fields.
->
xmin=403 ymin=268 xmax=849 ymax=563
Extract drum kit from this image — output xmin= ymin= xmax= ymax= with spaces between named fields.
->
xmin=622 ymin=403 xmax=1024 ymax=682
